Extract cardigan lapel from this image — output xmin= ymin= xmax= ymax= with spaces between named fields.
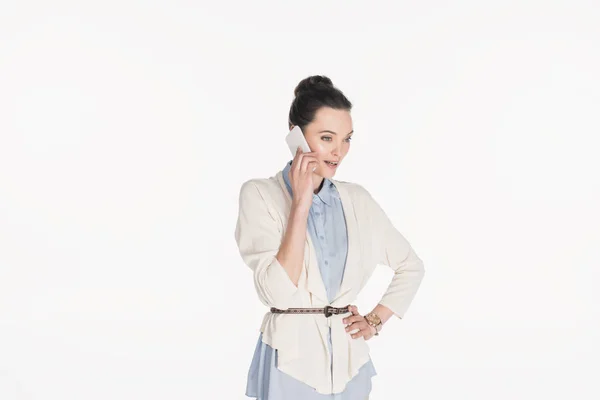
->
xmin=275 ymin=171 xmax=329 ymax=304
xmin=330 ymin=178 xmax=360 ymax=304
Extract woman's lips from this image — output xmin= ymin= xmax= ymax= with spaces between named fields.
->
xmin=324 ymin=161 xmax=338 ymax=170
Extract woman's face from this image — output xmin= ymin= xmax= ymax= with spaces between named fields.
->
xmin=301 ymin=107 xmax=353 ymax=179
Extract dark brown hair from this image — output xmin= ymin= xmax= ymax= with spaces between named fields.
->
xmin=288 ymin=75 xmax=352 ymax=130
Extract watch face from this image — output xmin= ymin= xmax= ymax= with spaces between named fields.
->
xmin=367 ymin=313 xmax=381 ymax=325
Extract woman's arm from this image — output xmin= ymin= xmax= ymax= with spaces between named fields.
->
xmin=364 ymin=187 xmax=426 ymax=321
xmin=235 ymin=152 xmax=317 ymax=309
xmin=277 ymin=147 xmax=320 ymax=286
xmin=343 ymin=185 xmax=425 ymax=340
xmin=275 ymin=201 xmax=310 ymax=286
xmin=235 ymin=181 xmax=304 ymax=309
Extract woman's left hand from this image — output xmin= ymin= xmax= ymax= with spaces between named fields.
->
xmin=343 ymin=305 xmax=377 ymax=341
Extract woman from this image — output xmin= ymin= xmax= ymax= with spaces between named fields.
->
xmin=234 ymin=75 xmax=425 ymax=399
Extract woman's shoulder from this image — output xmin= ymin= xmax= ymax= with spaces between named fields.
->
xmin=237 ymin=173 xmax=284 ymax=204
xmin=332 ymin=177 xmax=373 ymax=199
xmin=239 ymin=174 xmax=279 ymax=192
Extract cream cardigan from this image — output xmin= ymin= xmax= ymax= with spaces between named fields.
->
xmin=234 ymin=169 xmax=425 ymax=394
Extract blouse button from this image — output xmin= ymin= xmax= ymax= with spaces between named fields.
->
xmin=319 ymin=235 xmax=324 ymax=240
xmin=325 ymin=260 xmax=329 ymax=265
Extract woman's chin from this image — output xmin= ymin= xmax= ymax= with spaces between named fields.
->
xmin=317 ymin=169 xmax=336 ymax=179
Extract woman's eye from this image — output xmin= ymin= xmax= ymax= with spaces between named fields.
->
xmin=322 ymin=136 xmax=352 ymax=142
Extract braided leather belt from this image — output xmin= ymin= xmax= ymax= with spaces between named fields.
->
xmin=270 ymin=305 xmax=350 ymax=318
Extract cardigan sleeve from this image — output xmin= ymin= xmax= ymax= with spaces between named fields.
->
xmin=234 ymin=181 xmax=300 ymax=309
xmin=364 ymin=188 xmax=425 ymax=319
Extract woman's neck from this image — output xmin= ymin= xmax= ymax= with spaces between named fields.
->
xmin=313 ymin=174 xmax=325 ymax=194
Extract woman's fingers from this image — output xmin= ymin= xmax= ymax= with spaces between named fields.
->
xmin=345 ymin=319 xmax=368 ymax=332
xmin=348 ymin=305 xmax=360 ymax=315
xmin=299 ymin=153 xmax=318 ymax=168
xmin=288 ymin=150 xmax=319 ymax=205
xmin=344 ymin=316 xmax=369 ymax=335
xmin=343 ymin=306 xmax=374 ymax=340
xmin=302 ymin=160 xmax=318 ymax=174
xmin=350 ymin=324 xmax=372 ymax=339
xmin=346 ymin=323 xmax=365 ymax=335
xmin=292 ymin=151 xmax=317 ymax=173
xmin=343 ymin=315 xmax=362 ymax=325
xmin=294 ymin=149 xmax=316 ymax=162
xmin=343 ymin=306 xmax=362 ymax=331
xmin=290 ymin=147 xmax=304 ymax=168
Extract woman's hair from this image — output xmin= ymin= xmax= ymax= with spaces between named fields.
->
xmin=288 ymin=75 xmax=352 ymax=130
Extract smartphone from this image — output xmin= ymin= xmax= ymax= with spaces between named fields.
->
xmin=285 ymin=126 xmax=311 ymax=157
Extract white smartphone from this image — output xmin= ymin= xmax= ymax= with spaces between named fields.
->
xmin=285 ymin=126 xmax=311 ymax=156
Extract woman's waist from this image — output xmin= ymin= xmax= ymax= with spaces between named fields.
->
xmin=270 ymin=304 xmax=351 ymax=318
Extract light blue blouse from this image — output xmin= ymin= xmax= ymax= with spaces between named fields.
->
xmin=245 ymin=160 xmax=377 ymax=399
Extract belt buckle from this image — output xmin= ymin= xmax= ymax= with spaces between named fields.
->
xmin=324 ymin=305 xmax=333 ymax=318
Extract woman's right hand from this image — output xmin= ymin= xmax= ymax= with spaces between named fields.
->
xmin=289 ymin=146 xmax=318 ymax=211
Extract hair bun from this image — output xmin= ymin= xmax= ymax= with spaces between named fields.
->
xmin=293 ymin=75 xmax=334 ymax=97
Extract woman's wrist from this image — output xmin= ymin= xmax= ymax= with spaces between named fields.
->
xmin=369 ymin=304 xmax=394 ymax=326
xmin=364 ymin=310 xmax=382 ymax=334
xmin=291 ymin=201 xmax=311 ymax=216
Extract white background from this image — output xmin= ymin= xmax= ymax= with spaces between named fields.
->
xmin=1 ymin=1 xmax=599 ymax=399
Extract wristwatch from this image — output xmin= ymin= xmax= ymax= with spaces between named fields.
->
xmin=364 ymin=312 xmax=382 ymax=336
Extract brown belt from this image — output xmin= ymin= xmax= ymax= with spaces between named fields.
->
xmin=270 ymin=305 xmax=350 ymax=318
